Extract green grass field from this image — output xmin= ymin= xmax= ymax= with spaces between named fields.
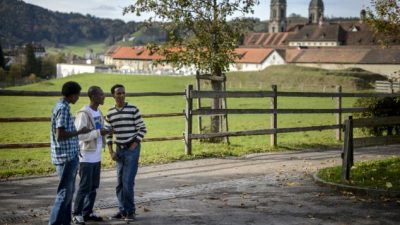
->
xmin=47 ymin=40 xmax=108 ymax=58
xmin=0 ymin=66 xmax=378 ymax=178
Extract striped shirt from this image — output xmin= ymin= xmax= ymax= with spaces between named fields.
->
xmin=105 ymin=103 xmax=146 ymax=145
xmin=50 ymin=98 xmax=80 ymax=165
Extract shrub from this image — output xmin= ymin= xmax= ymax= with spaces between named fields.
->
xmin=353 ymin=97 xmax=400 ymax=136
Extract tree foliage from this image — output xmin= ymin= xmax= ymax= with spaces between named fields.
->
xmin=24 ymin=43 xmax=41 ymax=77
xmin=124 ymin=0 xmax=259 ymax=76
xmin=365 ymin=0 xmax=400 ymax=46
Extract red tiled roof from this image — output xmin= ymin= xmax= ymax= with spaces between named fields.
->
xmin=111 ymin=46 xmax=276 ymax=64
xmin=112 ymin=46 xmax=163 ymax=60
xmin=243 ymin=32 xmax=289 ymax=47
xmin=287 ymin=47 xmax=400 ymax=64
xmin=234 ymin=48 xmax=275 ymax=63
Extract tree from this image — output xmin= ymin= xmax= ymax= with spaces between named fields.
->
xmin=24 ymin=43 xmax=41 ymax=77
xmin=124 ymin=0 xmax=259 ymax=135
xmin=365 ymin=0 xmax=400 ymax=46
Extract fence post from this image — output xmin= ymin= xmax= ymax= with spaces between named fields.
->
xmin=342 ymin=116 xmax=354 ymax=181
xmin=336 ymin=86 xmax=342 ymax=141
xmin=271 ymin=85 xmax=277 ymax=147
xmin=185 ymin=84 xmax=193 ymax=155
xmin=195 ymin=72 xmax=203 ymax=134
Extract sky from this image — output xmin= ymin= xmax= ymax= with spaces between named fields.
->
xmin=24 ymin=0 xmax=373 ymax=22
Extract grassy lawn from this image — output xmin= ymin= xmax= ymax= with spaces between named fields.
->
xmin=47 ymin=40 xmax=108 ymax=57
xmin=0 ymin=66 xmax=377 ymax=178
xmin=317 ymin=156 xmax=400 ymax=190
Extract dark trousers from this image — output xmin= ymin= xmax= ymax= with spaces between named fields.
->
xmin=73 ymin=162 xmax=101 ymax=216
xmin=49 ymin=157 xmax=79 ymax=225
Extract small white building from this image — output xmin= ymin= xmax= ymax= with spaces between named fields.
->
xmin=56 ymin=64 xmax=96 ymax=78
xmin=230 ymin=48 xmax=285 ymax=72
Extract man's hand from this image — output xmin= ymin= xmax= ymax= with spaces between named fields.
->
xmin=129 ymin=142 xmax=138 ymax=151
xmin=100 ymin=128 xmax=113 ymax=136
xmin=110 ymin=151 xmax=119 ymax=161
xmin=78 ymin=127 xmax=91 ymax=134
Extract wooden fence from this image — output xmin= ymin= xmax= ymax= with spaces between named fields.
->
xmin=183 ymin=84 xmax=400 ymax=155
xmin=0 ymin=90 xmax=185 ymax=149
xmin=341 ymin=116 xmax=400 ymax=180
xmin=1 ymin=88 xmax=400 ymax=152
xmin=375 ymin=80 xmax=400 ymax=93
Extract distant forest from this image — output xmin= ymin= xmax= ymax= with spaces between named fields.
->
xmin=0 ymin=0 xmax=360 ymax=48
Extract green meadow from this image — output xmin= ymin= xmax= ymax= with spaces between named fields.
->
xmin=0 ymin=66 xmax=376 ymax=178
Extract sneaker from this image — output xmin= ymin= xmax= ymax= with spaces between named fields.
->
xmin=124 ymin=213 xmax=136 ymax=222
xmin=109 ymin=211 xmax=125 ymax=220
xmin=72 ymin=215 xmax=85 ymax=225
xmin=84 ymin=212 xmax=103 ymax=222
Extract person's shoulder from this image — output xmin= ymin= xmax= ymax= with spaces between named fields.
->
xmin=125 ymin=103 xmax=138 ymax=109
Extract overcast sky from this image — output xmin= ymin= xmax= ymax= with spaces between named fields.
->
xmin=24 ymin=0 xmax=373 ymax=22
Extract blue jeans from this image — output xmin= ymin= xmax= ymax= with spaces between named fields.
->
xmin=49 ymin=157 xmax=79 ymax=225
xmin=116 ymin=143 xmax=140 ymax=215
xmin=73 ymin=162 xmax=101 ymax=216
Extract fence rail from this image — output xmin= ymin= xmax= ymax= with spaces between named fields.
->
xmin=375 ymin=80 xmax=400 ymax=93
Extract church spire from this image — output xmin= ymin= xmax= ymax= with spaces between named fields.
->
xmin=309 ymin=0 xmax=324 ymax=24
xmin=269 ymin=0 xmax=287 ymax=33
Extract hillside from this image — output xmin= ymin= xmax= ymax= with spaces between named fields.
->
xmin=0 ymin=0 xmax=137 ymax=47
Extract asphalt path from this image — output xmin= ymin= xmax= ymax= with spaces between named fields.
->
xmin=1 ymin=145 xmax=399 ymax=225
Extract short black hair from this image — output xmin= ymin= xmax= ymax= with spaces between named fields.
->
xmin=111 ymin=84 xmax=124 ymax=95
xmin=88 ymin=86 xmax=102 ymax=98
xmin=62 ymin=81 xmax=81 ymax=97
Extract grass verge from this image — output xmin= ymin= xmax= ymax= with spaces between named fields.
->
xmin=317 ymin=156 xmax=400 ymax=190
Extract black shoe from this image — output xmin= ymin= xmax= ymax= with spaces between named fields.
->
xmin=84 ymin=212 xmax=103 ymax=221
xmin=124 ymin=213 xmax=136 ymax=222
xmin=109 ymin=211 xmax=125 ymax=220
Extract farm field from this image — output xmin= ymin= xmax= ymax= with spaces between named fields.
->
xmin=0 ymin=67 xmax=375 ymax=178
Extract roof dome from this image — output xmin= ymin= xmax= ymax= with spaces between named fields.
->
xmin=309 ymin=0 xmax=324 ymax=8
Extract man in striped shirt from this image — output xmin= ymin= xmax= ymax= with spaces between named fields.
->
xmin=105 ymin=84 xmax=146 ymax=222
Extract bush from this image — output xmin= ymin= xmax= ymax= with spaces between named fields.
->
xmin=353 ymin=97 xmax=400 ymax=136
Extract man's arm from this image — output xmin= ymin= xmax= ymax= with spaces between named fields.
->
xmin=56 ymin=127 xmax=90 ymax=141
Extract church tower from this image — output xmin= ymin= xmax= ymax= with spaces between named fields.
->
xmin=269 ymin=0 xmax=287 ymax=33
xmin=309 ymin=0 xmax=324 ymax=24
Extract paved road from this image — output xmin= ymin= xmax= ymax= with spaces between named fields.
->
xmin=1 ymin=145 xmax=399 ymax=225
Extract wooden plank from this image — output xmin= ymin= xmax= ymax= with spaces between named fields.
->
xmin=336 ymin=86 xmax=342 ymax=141
xmin=342 ymin=117 xmax=354 ymax=181
xmin=0 ymin=143 xmax=50 ymax=149
xmin=192 ymin=108 xmax=366 ymax=116
xmin=184 ymin=85 xmax=193 ymax=155
xmin=0 ymin=113 xmax=185 ymax=123
xmin=0 ymin=136 xmax=184 ymax=149
xmin=271 ymin=85 xmax=277 ymax=147
xmin=192 ymin=91 xmax=274 ymax=98
xmin=0 ymin=117 xmax=50 ymax=122
xmin=0 ymin=90 xmax=184 ymax=97
xmin=277 ymin=91 xmax=400 ymax=98
xmin=352 ymin=116 xmax=400 ymax=127
xmin=189 ymin=124 xmax=341 ymax=139
xmin=354 ymin=135 xmax=400 ymax=148
xmin=142 ymin=136 xmax=183 ymax=142
xmin=142 ymin=113 xmax=184 ymax=118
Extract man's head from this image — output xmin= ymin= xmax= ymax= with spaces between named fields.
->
xmin=88 ymin=86 xmax=105 ymax=106
xmin=110 ymin=84 xmax=125 ymax=106
xmin=62 ymin=81 xmax=81 ymax=104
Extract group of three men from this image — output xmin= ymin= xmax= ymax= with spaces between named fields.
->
xmin=48 ymin=81 xmax=147 ymax=225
